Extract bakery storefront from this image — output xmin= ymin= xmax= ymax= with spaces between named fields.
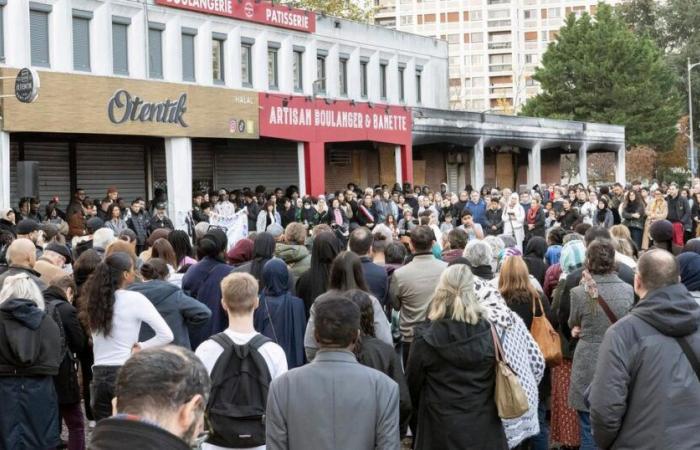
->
xmin=258 ymin=93 xmax=413 ymax=196
xmin=0 ymin=68 xmax=258 ymax=225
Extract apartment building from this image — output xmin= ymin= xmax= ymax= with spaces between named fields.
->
xmin=374 ymin=0 xmax=620 ymax=112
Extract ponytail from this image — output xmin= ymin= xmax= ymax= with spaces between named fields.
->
xmin=81 ymin=252 xmax=132 ymax=336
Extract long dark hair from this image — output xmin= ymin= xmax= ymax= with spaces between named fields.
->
xmin=168 ymin=230 xmax=193 ymax=268
xmin=72 ymin=249 xmax=102 ymax=318
xmin=81 ymin=252 xmax=133 ymax=336
xmin=329 ymin=251 xmax=369 ymax=292
xmin=596 ymin=198 xmax=609 ymax=223
xmin=306 ymin=232 xmax=341 ymax=303
xmin=250 ymin=232 xmax=276 ymax=283
xmin=151 ymin=238 xmax=177 ymax=269
xmin=624 ymin=190 xmax=643 ymax=212
xmin=198 ymin=229 xmax=227 ymax=262
xmin=345 ymin=289 xmax=375 ymax=337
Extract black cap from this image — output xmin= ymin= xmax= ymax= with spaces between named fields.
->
xmin=45 ymin=242 xmax=73 ymax=264
xmin=86 ymin=217 xmax=104 ymax=234
xmin=16 ymin=219 xmax=40 ymax=235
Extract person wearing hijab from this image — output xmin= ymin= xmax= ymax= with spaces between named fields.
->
xmin=523 ymin=236 xmax=548 ymax=288
xmin=254 ymin=259 xmax=307 ymax=369
xmin=300 ymin=198 xmax=319 ymax=228
xmin=233 ymin=233 xmax=294 ymax=292
xmin=593 ymin=197 xmax=614 ymax=229
xmin=678 ymin=252 xmax=700 ymax=305
xmin=181 ymin=229 xmax=232 ymax=349
xmin=226 ymin=238 xmax=254 ymax=266
xmin=295 ymin=232 xmax=342 ymax=316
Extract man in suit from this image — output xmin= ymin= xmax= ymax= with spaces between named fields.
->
xmin=349 ymin=227 xmax=389 ymax=305
xmin=266 ymin=295 xmax=400 ymax=450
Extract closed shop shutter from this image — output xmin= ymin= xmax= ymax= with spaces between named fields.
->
xmin=326 ymin=148 xmax=354 ymax=194
xmin=151 ymin=145 xmax=167 ymax=190
xmin=10 ymin=142 xmax=71 ymax=205
xmin=76 ymin=143 xmax=147 ymax=202
xmin=214 ymin=140 xmax=298 ymax=191
xmin=192 ymin=140 xmax=214 ymax=192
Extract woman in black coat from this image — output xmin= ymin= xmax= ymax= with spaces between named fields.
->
xmin=523 ymin=237 xmax=548 ymax=288
xmin=525 ymin=197 xmax=546 ymax=242
xmin=406 ymin=264 xmax=507 ymax=450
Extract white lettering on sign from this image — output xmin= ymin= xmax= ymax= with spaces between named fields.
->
xmin=164 ymin=0 xmax=232 ymax=14
xmin=265 ymin=8 xmax=309 ymax=29
xmin=267 ymin=106 xmax=408 ymax=132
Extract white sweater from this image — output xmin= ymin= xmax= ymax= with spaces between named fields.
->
xmin=92 ymin=289 xmax=174 ymax=366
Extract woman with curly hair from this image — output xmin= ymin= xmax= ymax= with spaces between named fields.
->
xmin=83 ymin=252 xmax=173 ymax=420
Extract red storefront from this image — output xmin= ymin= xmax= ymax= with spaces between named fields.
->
xmin=258 ymin=93 xmax=413 ymax=196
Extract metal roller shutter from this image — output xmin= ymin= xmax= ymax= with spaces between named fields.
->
xmin=214 ymin=140 xmax=298 ymax=191
xmin=20 ymin=142 xmax=71 ymax=204
xmin=192 ymin=140 xmax=213 ymax=192
xmin=9 ymin=142 xmax=18 ymax=207
xmin=151 ymin=146 xmax=167 ymax=190
xmin=76 ymin=143 xmax=147 ymax=202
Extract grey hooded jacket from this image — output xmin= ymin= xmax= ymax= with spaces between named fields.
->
xmin=589 ymin=283 xmax=700 ymax=450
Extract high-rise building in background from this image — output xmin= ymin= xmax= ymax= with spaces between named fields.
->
xmin=374 ymin=0 xmax=621 ymax=113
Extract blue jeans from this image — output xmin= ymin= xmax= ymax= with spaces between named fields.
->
xmin=531 ymin=399 xmax=549 ymax=450
xmin=578 ymin=410 xmax=599 ymax=450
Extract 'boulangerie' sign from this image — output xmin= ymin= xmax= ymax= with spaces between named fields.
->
xmin=259 ymin=93 xmax=412 ymax=145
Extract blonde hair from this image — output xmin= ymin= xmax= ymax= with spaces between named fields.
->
xmin=613 ymin=237 xmax=635 ymax=258
xmin=0 ymin=273 xmax=45 ymax=310
xmin=610 ymin=224 xmax=631 ymax=241
xmin=220 ymin=272 xmax=259 ymax=314
xmin=428 ymin=264 xmax=487 ymax=324
xmin=498 ymin=256 xmax=539 ymax=305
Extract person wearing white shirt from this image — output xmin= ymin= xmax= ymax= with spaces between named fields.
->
xmin=196 ymin=272 xmax=288 ymax=450
xmin=84 ymin=252 xmax=174 ymax=421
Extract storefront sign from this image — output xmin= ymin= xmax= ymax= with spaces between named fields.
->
xmin=259 ymin=93 xmax=412 ymax=145
xmin=154 ymin=0 xmax=315 ymax=33
xmin=1 ymin=69 xmax=259 ymax=139
xmin=15 ymin=68 xmax=40 ymax=103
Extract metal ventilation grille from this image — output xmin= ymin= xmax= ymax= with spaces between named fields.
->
xmin=329 ymin=149 xmax=352 ymax=166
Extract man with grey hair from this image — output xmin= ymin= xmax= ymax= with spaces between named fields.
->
xmin=0 ymin=238 xmax=46 ymax=290
xmin=92 ymin=228 xmax=116 ymax=259
xmin=463 ymin=239 xmax=495 ymax=280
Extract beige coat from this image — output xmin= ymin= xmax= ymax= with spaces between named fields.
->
xmin=642 ymin=200 xmax=668 ymax=249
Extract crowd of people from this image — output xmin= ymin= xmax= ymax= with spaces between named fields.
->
xmin=0 ymin=178 xmax=699 ymax=450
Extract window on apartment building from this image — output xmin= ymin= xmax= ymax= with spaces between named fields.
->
xmin=360 ymin=59 xmax=369 ymax=98
xmin=526 ymin=77 xmax=537 ymax=86
xmin=488 ymin=9 xmax=509 ymax=19
xmin=541 ymin=30 xmax=549 ymax=42
xmin=72 ymin=10 xmax=91 ymax=71
xmin=400 ymin=15 xmax=413 ymax=25
xmin=416 ymin=67 xmax=422 ymax=104
xmin=524 ymin=31 xmax=537 ymax=42
xmin=148 ymin=23 xmax=164 ymax=79
xmin=339 ymin=56 xmax=348 ymax=96
xmin=447 ymin=34 xmax=459 ymax=44
xmin=449 ymin=56 xmax=460 ymax=66
xmin=548 ymin=8 xmax=561 ymax=18
xmin=30 ymin=5 xmax=51 ymax=67
xmin=470 ymin=10 xmax=482 ymax=21
xmin=181 ymin=28 xmax=196 ymax=82
xmin=241 ymin=39 xmax=253 ymax=87
xmin=293 ymin=47 xmax=303 ymax=92
xmin=112 ymin=17 xmax=130 ymax=75
xmin=316 ymin=52 xmax=327 ymax=94
xmin=212 ymin=34 xmax=226 ymax=84
xmin=523 ymin=9 xmax=536 ymax=20
xmin=268 ymin=43 xmax=279 ymax=90
xmin=398 ymin=65 xmax=405 ymax=102
xmin=379 ymin=62 xmax=388 ymax=99
xmin=470 ymin=54 xmax=483 ymax=66
xmin=471 ymin=32 xmax=484 ymax=43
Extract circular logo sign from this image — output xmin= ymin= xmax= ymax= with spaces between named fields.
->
xmin=244 ymin=1 xmax=254 ymax=18
xmin=238 ymin=120 xmax=246 ymax=133
xmin=15 ymin=68 xmax=40 ymax=103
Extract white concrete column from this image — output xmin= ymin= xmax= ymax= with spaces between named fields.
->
xmin=0 ymin=132 xmax=10 ymax=210
xmin=165 ymin=137 xmax=192 ymax=232
xmin=616 ymin=145 xmax=626 ymax=185
xmin=578 ymin=142 xmax=588 ymax=185
xmin=527 ymin=141 xmax=542 ymax=188
xmin=297 ymin=142 xmax=306 ymax=196
xmin=394 ymin=145 xmax=403 ymax=186
xmin=470 ymin=137 xmax=485 ymax=189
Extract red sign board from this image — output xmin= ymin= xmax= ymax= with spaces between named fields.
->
xmin=155 ymin=0 xmax=315 ymax=33
xmin=259 ymin=93 xmax=412 ymax=145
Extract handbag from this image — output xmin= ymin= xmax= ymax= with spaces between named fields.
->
xmin=490 ymin=324 xmax=529 ymax=419
xmin=530 ymin=295 xmax=563 ymax=366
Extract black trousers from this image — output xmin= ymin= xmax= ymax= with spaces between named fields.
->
xmin=90 ymin=365 xmax=120 ymax=421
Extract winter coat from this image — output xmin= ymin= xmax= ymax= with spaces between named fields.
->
xmin=466 ymin=199 xmax=487 ymax=227
xmin=667 ymin=195 xmax=692 ymax=230
xmin=127 ymin=211 xmax=149 ymax=246
xmin=589 ymin=283 xmax=700 ymax=450
xmin=406 ymin=318 xmax=507 ymax=450
xmin=0 ymin=298 xmax=62 ymax=450
xmin=523 ymin=237 xmax=548 ymax=288
xmin=129 ymin=279 xmax=212 ymax=349
xmin=592 ymin=209 xmax=614 ymax=229
xmin=485 ymin=208 xmax=504 ymax=236
xmin=105 ymin=218 xmax=129 ymax=236
xmin=91 ymin=417 xmax=191 ymax=450
xmin=181 ymin=257 xmax=233 ymax=349
xmin=361 ymin=256 xmax=389 ymax=306
xmin=33 ymin=258 xmax=67 ymax=285
xmin=275 ymin=243 xmax=311 ymax=278
xmin=44 ymin=287 xmax=86 ymax=405
xmin=567 ymin=274 xmax=633 ymax=411
xmin=147 ymin=215 xmax=174 ymax=234
xmin=0 ymin=265 xmax=47 ymax=291
xmin=256 ymin=210 xmax=282 ymax=233
xmin=642 ymin=199 xmax=668 ymax=249
xmin=558 ymin=208 xmax=581 ymax=231
xmin=0 ymin=219 xmax=15 ymax=237
xmin=620 ymin=203 xmax=645 ymax=230
xmin=502 ymin=204 xmax=525 ymax=250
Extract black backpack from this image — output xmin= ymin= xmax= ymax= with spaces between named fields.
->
xmin=206 ymin=332 xmax=272 ymax=448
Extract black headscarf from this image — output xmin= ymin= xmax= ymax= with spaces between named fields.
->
xmin=249 ymin=232 xmax=277 ymax=283
xmin=523 ymin=236 xmax=548 ymax=288
xmin=298 ymin=232 xmax=341 ymax=313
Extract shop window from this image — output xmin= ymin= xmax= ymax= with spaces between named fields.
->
xmin=181 ymin=28 xmax=196 ymax=82
xmin=112 ymin=17 xmax=130 ymax=76
xmin=30 ymin=4 xmax=51 ymax=67
xmin=293 ymin=47 xmax=304 ymax=92
xmin=379 ymin=61 xmax=388 ymax=100
xmin=316 ymin=53 xmax=327 ymax=94
xmin=267 ymin=45 xmax=279 ymax=90
xmin=360 ymin=59 xmax=369 ymax=98
xmin=241 ymin=39 xmax=253 ymax=87
xmin=148 ymin=23 xmax=164 ymax=79
xmin=339 ymin=57 xmax=348 ymax=96
xmin=398 ymin=65 xmax=405 ymax=102
xmin=212 ymin=34 xmax=225 ymax=84
xmin=72 ymin=10 xmax=91 ymax=72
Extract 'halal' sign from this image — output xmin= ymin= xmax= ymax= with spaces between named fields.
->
xmin=15 ymin=68 xmax=40 ymax=103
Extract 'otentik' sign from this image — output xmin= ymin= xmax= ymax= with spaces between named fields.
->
xmin=107 ymin=89 xmax=188 ymax=127
xmin=259 ymin=93 xmax=412 ymax=146
xmin=15 ymin=68 xmax=40 ymax=103
xmin=154 ymin=0 xmax=315 ymax=33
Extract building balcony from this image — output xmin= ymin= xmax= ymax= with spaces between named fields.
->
xmin=524 ymin=41 xmax=538 ymax=50
xmin=488 ymin=20 xmax=512 ymax=27
xmin=488 ymin=41 xmax=512 ymax=50
xmin=489 ymin=64 xmax=513 ymax=72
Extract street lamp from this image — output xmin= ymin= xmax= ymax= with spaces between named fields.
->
xmin=688 ymin=58 xmax=700 ymax=177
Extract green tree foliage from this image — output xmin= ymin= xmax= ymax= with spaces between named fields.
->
xmin=285 ymin=0 xmax=375 ymax=23
xmin=521 ymin=4 xmax=681 ymax=150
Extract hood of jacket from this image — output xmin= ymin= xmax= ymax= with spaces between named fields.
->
xmin=262 ymin=258 xmax=290 ymax=296
xmin=418 ymin=319 xmax=492 ymax=368
xmin=632 ymin=283 xmax=700 ymax=337
xmin=129 ymin=280 xmax=179 ymax=306
xmin=1 ymin=297 xmax=45 ymax=330
xmin=275 ymin=243 xmax=309 ymax=265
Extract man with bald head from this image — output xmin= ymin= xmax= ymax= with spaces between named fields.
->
xmin=589 ymin=249 xmax=700 ymax=449
xmin=0 ymin=238 xmax=46 ymax=290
